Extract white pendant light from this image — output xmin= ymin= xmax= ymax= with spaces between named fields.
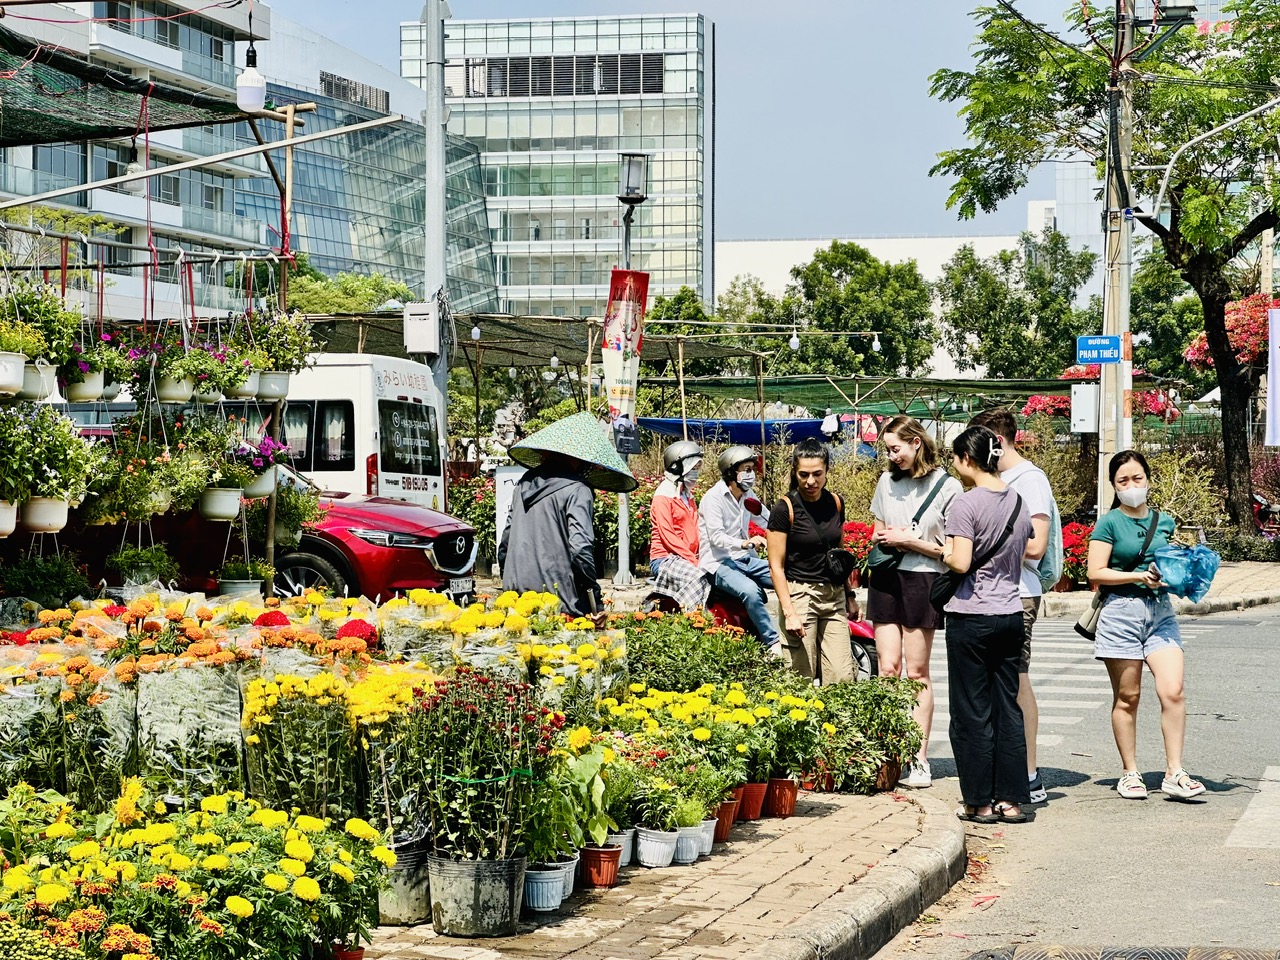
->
xmin=788 ymin=329 xmax=800 ymax=351
xmin=872 ymin=334 xmax=882 ymax=353
xmin=236 ymin=44 xmax=267 ymax=113
xmin=550 ymin=352 xmax=560 ymax=368
xmin=508 ymin=366 xmax=517 ymax=379
xmin=123 ymin=143 xmax=146 ymax=196
xmin=470 ymin=324 xmax=481 ymax=341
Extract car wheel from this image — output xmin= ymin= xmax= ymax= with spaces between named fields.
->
xmin=850 ymin=637 xmax=879 ymax=681
xmin=274 ymin=552 xmax=350 ymax=599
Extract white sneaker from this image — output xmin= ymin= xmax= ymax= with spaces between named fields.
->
xmin=899 ymin=760 xmax=932 ymax=789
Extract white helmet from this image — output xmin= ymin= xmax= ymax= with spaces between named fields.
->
xmin=662 ymin=440 xmax=703 ymax=480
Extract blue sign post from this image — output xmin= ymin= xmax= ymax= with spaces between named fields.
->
xmin=1075 ymin=335 xmax=1122 ymax=365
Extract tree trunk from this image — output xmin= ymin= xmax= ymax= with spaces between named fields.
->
xmin=1194 ymin=281 xmax=1254 ymax=530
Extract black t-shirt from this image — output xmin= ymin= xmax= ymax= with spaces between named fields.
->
xmin=767 ymin=490 xmax=845 ymax=584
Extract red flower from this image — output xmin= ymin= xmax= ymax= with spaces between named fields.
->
xmin=253 ymin=610 xmax=291 ymax=627
xmin=336 ymin=618 xmax=377 ymax=647
xmin=103 ymin=605 xmax=128 ymax=618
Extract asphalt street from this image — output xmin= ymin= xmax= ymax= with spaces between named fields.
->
xmin=874 ymin=606 xmax=1280 ymax=957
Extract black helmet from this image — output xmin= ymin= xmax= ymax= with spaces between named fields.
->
xmin=662 ymin=440 xmax=703 ymax=480
xmin=718 ymin=445 xmax=758 ymax=483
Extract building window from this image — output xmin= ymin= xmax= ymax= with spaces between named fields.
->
xmin=320 ymin=71 xmax=391 ymax=113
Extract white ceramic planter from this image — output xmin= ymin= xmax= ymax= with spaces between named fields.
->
xmin=226 ymin=370 xmax=260 ymax=399
xmin=606 ymin=828 xmax=636 ymax=867
xmin=15 ymin=363 xmax=55 ymax=401
xmin=698 ymin=819 xmax=717 ymax=857
xmin=256 ymin=370 xmax=291 ymax=401
xmin=100 ymin=379 xmax=122 ymax=402
xmin=217 ymin=579 xmax=263 ymax=597
xmin=0 ymin=500 xmax=16 ymax=537
xmin=65 ymin=370 xmax=105 ymax=403
xmin=673 ymin=826 xmax=703 ymax=865
xmin=193 ymin=386 xmax=224 ymax=404
xmin=243 ymin=466 xmax=276 ymax=499
xmin=0 ymin=352 xmax=25 ymax=397
xmin=199 ymin=486 xmax=243 ymax=521
xmin=156 ymin=377 xmax=195 ymax=403
xmin=20 ymin=497 xmax=69 ymax=533
xmin=635 ymin=827 xmax=678 ymax=869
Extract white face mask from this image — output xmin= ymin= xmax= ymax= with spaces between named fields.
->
xmin=736 ymin=470 xmax=756 ymax=491
xmin=682 ymin=467 xmax=701 ymax=487
xmin=1117 ymin=486 xmax=1148 ymax=508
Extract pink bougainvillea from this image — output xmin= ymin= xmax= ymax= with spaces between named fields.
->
xmin=1183 ymin=293 xmax=1274 ymax=372
xmin=1021 ymin=364 xmax=1180 ymax=422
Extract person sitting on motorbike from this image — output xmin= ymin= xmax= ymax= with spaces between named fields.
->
xmin=698 ymin=445 xmax=782 ymax=651
xmin=649 ymin=440 xmax=711 ymax=610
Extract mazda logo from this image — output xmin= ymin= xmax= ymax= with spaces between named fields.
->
xmin=455 ymin=536 xmax=466 ymax=554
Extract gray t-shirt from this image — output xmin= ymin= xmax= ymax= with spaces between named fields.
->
xmin=869 ymin=468 xmax=963 ymax=574
xmin=943 ymin=486 xmax=1032 ymax=616
xmin=1001 ymin=460 xmax=1056 ymax=599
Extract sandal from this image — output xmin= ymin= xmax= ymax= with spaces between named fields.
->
xmin=993 ymin=802 xmax=1028 ymax=823
xmin=955 ymin=805 xmax=999 ymax=824
xmin=1117 ymin=771 xmax=1148 ymax=799
xmin=1161 ymin=769 xmax=1206 ymax=800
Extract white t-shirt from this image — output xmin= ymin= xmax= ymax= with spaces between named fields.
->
xmin=1001 ymin=459 xmax=1056 ymax=598
xmin=869 ymin=468 xmax=962 ymax=574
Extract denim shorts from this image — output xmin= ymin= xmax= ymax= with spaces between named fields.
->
xmin=1093 ymin=592 xmax=1182 ymax=661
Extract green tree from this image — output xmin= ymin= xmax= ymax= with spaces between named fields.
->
xmin=935 ymin=228 xmax=1100 ymax=378
xmin=286 ymin=270 xmax=414 ymax=315
xmin=641 ymin=286 xmax=726 ymax=378
xmin=929 ymin=2 xmax=1280 ymax=526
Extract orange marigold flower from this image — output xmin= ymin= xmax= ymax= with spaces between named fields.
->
xmin=195 ymin=607 xmax=215 ymax=622
xmin=142 ymin=620 xmax=164 ymax=634
xmin=265 ymin=597 xmax=281 ymax=608
xmin=59 ymin=690 xmax=75 ymax=703
xmin=94 ymin=637 xmax=121 ymax=651
xmin=87 ymin=693 xmax=109 ymax=708
xmin=164 ymin=610 xmax=184 ymax=623
xmin=65 ymin=674 xmax=85 ymax=688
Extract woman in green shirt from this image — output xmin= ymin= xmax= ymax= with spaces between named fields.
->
xmin=1086 ymin=451 xmax=1205 ymax=802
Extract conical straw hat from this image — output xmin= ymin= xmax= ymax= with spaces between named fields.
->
xmin=509 ymin=411 xmax=638 ymax=493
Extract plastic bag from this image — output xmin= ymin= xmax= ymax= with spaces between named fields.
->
xmin=1155 ymin=544 xmax=1221 ymax=603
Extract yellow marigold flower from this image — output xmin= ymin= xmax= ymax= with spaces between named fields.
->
xmin=168 ymin=853 xmax=193 ymax=872
xmin=191 ymin=832 xmax=222 ymax=848
xmin=279 ymin=858 xmax=307 ymax=877
xmin=789 ymin=708 xmax=808 ymax=721
xmin=263 ymin=873 xmax=289 ymax=892
xmin=764 ymin=691 xmax=780 ymax=701
xmin=822 ymin=722 xmax=837 ymax=735
xmin=344 ymin=818 xmax=380 ymax=843
xmin=329 ymin=862 xmax=356 ymax=883
xmin=371 ymin=845 xmax=397 ymax=868
xmin=2 ymin=868 xmax=33 ymax=892
xmin=735 ymin=743 xmax=749 ymax=754
xmin=35 ymin=882 xmax=71 ymax=906
xmin=811 ymin=699 xmax=825 ymax=711
xmin=294 ymin=815 xmax=326 ymax=834
xmin=69 ymin=840 xmax=101 ymax=862
xmin=107 ymin=861 xmax=137 ymax=882
xmin=251 ymin=809 xmax=290 ymax=830
xmin=291 ymin=876 xmax=321 ymax=901
xmin=628 ymin=682 xmax=646 ymax=693
xmin=551 ymin=675 xmax=566 ymax=686
xmin=225 ymin=895 xmax=254 ymax=918
xmin=724 ymin=690 xmax=748 ymax=706
xmin=284 ymin=839 xmax=314 ymax=863
xmin=692 ymin=727 xmax=712 ymax=742
xmin=46 ymin=821 xmax=76 ymax=839
xmin=566 ymin=725 xmax=593 ymax=753
xmin=200 ymin=795 xmax=229 ymax=815
xmin=202 ymin=854 xmax=230 ymax=871
xmin=754 ymin=707 xmax=773 ymax=719
xmin=338 ymin=850 xmax=353 ymax=864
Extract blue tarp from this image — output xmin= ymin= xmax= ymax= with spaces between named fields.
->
xmin=638 ymin=417 xmax=828 ymax=444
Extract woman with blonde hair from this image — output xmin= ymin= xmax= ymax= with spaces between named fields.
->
xmin=868 ymin=415 xmax=962 ymax=789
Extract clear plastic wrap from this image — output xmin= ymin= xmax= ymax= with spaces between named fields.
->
xmin=63 ymin=673 xmax=137 ymax=814
xmin=0 ymin=679 xmax=64 ymax=793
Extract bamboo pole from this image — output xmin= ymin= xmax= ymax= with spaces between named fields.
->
xmin=677 ymin=336 xmax=689 ymax=440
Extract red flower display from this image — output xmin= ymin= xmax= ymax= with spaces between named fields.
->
xmin=336 ymin=618 xmax=378 ymax=649
xmin=1021 ymin=365 xmax=1179 ymax=422
xmin=1061 ymin=521 xmax=1093 ymax=583
xmin=842 ymin=521 xmax=875 ymax=572
xmin=252 ymin=610 xmax=291 ymax=628
xmin=1184 ymin=293 xmax=1273 ymax=372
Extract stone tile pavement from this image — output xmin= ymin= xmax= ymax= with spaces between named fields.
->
xmin=368 ymin=790 xmax=924 ymax=960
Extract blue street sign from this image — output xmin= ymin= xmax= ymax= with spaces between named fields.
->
xmin=1076 ymin=335 xmax=1122 ymax=365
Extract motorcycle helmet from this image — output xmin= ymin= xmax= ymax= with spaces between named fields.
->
xmin=718 ymin=445 xmax=758 ymax=484
xmin=662 ymin=440 xmax=703 ymax=481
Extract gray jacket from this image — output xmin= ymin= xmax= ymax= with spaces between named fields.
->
xmin=498 ymin=465 xmax=601 ymax=618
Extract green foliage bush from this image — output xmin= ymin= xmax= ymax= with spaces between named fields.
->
xmin=818 ymin=678 xmax=924 ymax=794
xmin=1207 ymin=529 xmax=1280 ymax=563
xmin=0 ymin=553 xmax=90 ymax=609
xmin=1147 ymin=450 xmax=1225 ymax=529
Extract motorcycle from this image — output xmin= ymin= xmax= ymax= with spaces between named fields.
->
xmin=1253 ymin=493 xmax=1280 ymax=537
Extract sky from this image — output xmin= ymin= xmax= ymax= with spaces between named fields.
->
xmin=261 ymin=0 xmax=1072 ymax=240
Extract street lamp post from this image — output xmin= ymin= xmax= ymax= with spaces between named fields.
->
xmin=614 ymin=152 xmax=648 ymax=587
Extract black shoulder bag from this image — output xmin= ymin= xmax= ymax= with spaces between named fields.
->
xmin=929 ymin=493 xmax=1023 ymax=612
xmin=784 ymin=492 xmax=856 ymax=584
xmin=866 ymin=470 xmax=951 ymax=573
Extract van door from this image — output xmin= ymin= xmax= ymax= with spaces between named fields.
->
xmin=376 ymin=398 xmax=442 ymax=507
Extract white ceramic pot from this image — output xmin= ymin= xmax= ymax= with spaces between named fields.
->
xmin=698 ymin=819 xmax=718 ymax=857
xmin=217 ymin=579 xmax=263 ymax=597
xmin=19 ymin=497 xmax=69 ymax=533
xmin=634 ymin=827 xmax=678 ymax=869
xmin=226 ymin=370 xmax=260 ymax=399
xmin=15 ymin=363 xmax=55 ymax=401
xmin=100 ymin=379 xmax=122 ymax=402
xmin=256 ymin=370 xmax=291 ymax=401
xmin=193 ymin=386 xmax=224 ymax=404
xmin=0 ymin=500 xmax=16 ymax=537
xmin=243 ymin=466 xmax=276 ymax=499
xmin=65 ymin=370 xmax=105 ymax=403
xmin=673 ymin=826 xmax=703 ymax=865
xmin=156 ymin=377 xmax=195 ymax=403
xmin=606 ymin=828 xmax=636 ymax=868
xmin=147 ymin=490 xmax=172 ymax=516
xmin=0 ymin=352 xmax=25 ymax=397
xmin=199 ymin=486 xmax=243 ymax=521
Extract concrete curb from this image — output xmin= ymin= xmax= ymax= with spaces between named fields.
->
xmin=966 ymin=948 xmax=1280 ymax=960
xmin=1040 ymin=588 xmax=1280 ymax=620
xmin=739 ymin=793 xmax=966 ymax=960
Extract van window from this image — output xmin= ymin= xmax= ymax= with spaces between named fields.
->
xmin=314 ymin=401 xmax=355 ymax=471
xmin=242 ymin=404 xmax=313 ymax=471
xmin=378 ymin=400 xmax=442 ymax=476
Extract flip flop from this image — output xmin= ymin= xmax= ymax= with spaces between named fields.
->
xmin=994 ymin=802 xmax=1029 ymax=823
xmin=956 ymin=805 xmax=999 ymax=824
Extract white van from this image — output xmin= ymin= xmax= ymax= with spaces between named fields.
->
xmin=268 ymin=354 xmax=449 ymax=511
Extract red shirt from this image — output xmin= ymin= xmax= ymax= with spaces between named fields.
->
xmin=650 ymin=479 xmax=700 ymax=563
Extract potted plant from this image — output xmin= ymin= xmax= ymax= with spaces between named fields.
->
xmin=240 ymin=435 xmax=291 ymax=498
xmin=218 ymin=555 xmax=273 ymax=596
xmin=254 ymin=309 xmax=316 ymax=399
xmin=199 ymin=452 xmax=253 ymax=520
xmin=225 ymin=344 xmax=265 ymax=399
xmin=246 ymin=483 xmax=324 ymax=546
xmin=0 ymin=406 xmax=38 ymax=536
xmin=0 ymin=317 xmax=46 ymax=397
xmin=19 ymin=405 xmax=96 ymax=533
xmin=671 ymin=795 xmax=706 ymax=866
xmin=57 ymin=339 xmax=117 ymax=403
xmin=632 ymin=774 xmax=681 ymax=868
xmin=127 ymin=334 xmax=207 ymax=403
xmin=1 ymin=281 xmax=79 ymax=400
xmin=106 ymin=543 xmax=180 ymax=586
xmin=601 ymin=752 xmax=639 ymax=867
xmin=817 ymin=679 xmax=924 ymax=794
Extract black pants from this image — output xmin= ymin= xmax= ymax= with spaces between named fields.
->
xmin=946 ymin=612 xmax=1030 ymax=808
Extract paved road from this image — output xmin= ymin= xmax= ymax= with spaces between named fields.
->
xmin=875 ymin=607 xmax=1280 ymax=957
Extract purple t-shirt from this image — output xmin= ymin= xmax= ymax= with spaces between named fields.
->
xmin=943 ymin=487 xmax=1032 ymax=616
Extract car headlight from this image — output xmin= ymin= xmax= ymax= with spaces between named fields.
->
xmin=347 ymin=528 xmax=434 ymax=548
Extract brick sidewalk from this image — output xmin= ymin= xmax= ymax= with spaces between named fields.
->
xmin=369 ymin=791 xmax=922 ymax=960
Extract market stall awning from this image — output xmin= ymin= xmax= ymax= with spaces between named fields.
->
xmin=639 ymin=417 xmax=830 ymax=444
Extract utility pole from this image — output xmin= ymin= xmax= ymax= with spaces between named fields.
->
xmin=422 ymin=0 xmax=450 ymax=412
xmin=1097 ymin=0 xmax=1136 ymax=516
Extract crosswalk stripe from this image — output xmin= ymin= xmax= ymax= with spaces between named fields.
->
xmin=1224 ymin=765 xmax=1280 ymax=848
xmin=934 ymin=713 xmax=1083 ymax=726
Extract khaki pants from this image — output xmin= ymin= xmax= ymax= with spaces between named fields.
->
xmin=779 ymin=581 xmax=855 ymax=684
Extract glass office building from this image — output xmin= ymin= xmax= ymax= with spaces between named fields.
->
xmin=401 ymin=13 xmax=715 ymax=317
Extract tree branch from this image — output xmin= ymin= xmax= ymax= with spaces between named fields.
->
xmin=1224 ymin=208 xmax=1280 ymax=262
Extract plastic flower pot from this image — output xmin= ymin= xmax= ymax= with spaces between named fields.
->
xmin=737 ymin=782 xmax=768 ymax=821
xmin=634 ymin=827 xmax=678 ymax=868
xmin=606 ymin=828 xmax=636 ymax=867
xmin=226 ymin=370 xmax=260 ymax=399
xmin=426 ymin=855 xmax=525 ymax=937
xmin=559 ymin=851 xmax=580 ymax=898
xmin=378 ymin=837 xmax=432 ymax=926
xmin=19 ymin=497 xmax=68 ymax=533
xmin=244 ymin=466 xmax=277 ymax=498
xmin=0 ymin=351 xmax=24 ymax=397
xmin=199 ymin=487 xmax=244 ymax=521
xmin=193 ymin=386 xmax=224 ymax=404
xmin=0 ymin=500 xmax=16 ymax=538
xmin=580 ymin=844 xmax=622 ymax=888
xmin=698 ymin=819 xmax=717 ymax=856
xmin=156 ymin=376 xmax=195 ymax=403
xmin=714 ymin=799 xmax=738 ymax=843
xmin=64 ymin=370 xmax=104 ymax=402
xmin=333 ymin=949 xmax=365 ymax=960
xmin=874 ymin=760 xmax=903 ymax=792
xmin=767 ymin=778 xmax=799 ymax=818
xmin=15 ymin=362 xmax=55 ymax=400
xmin=256 ymin=370 xmax=291 ymax=400
xmin=100 ymin=378 xmax=122 ymax=402
xmin=217 ymin=579 xmax=263 ymax=598
xmin=673 ymin=826 xmax=702 ymax=865
xmin=523 ymin=865 xmax=566 ymax=913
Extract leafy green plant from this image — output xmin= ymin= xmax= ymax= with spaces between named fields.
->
xmin=1147 ymin=449 xmax=1225 ymax=530
xmin=622 ymin=613 xmax=798 ymax=694
xmin=219 ymin=555 xmax=274 ymax=582
xmin=0 ymin=552 xmax=90 ymax=608
xmin=106 ymin=544 xmax=180 ymax=585
xmin=0 ymin=280 xmax=80 ymax=365
xmin=245 ymin=485 xmax=324 ymax=545
xmin=632 ymin=774 xmax=683 ymax=831
xmin=600 ymin=754 xmax=640 ymax=830
xmin=0 ymin=405 xmax=38 ymax=504
xmin=254 ymin=310 xmax=317 ymax=373
xmin=816 ymin=678 xmax=924 ymax=794
xmin=0 ymin=317 xmax=46 ymax=358
xmin=1207 ymin=528 xmax=1280 ymax=563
